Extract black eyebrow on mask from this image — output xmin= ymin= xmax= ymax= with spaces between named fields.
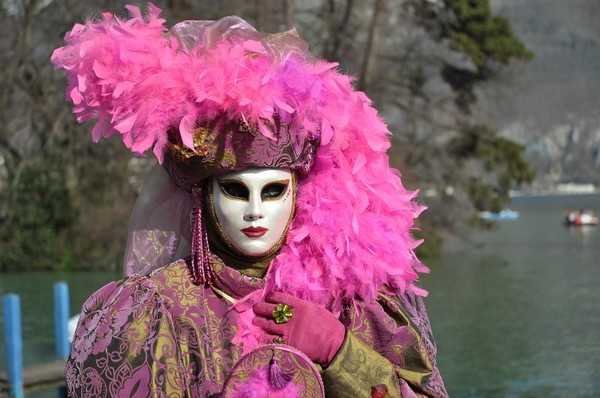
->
xmin=217 ymin=179 xmax=247 ymax=187
xmin=265 ymin=179 xmax=290 ymax=186
xmin=216 ymin=179 xmax=290 ymax=187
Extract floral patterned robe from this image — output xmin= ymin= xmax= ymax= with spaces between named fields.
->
xmin=66 ymin=258 xmax=447 ymax=397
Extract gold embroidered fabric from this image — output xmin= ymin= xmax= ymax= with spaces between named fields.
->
xmin=66 ymin=260 xmax=447 ymax=397
xmin=321 ymin=332 xmax=402 ymax=397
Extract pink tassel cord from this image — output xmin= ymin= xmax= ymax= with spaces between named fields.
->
xmin=190 ymin=185 xmax=214 ymax=285
xmin=268 ymin=355 xmax=294 ymax=390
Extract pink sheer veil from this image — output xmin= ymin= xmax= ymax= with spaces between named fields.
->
xmin=123 ymin=165 xmax=194 ymax=276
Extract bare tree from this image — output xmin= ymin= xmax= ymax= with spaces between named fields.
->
xmin=284 ymin=0 xmax=294 ymax=28
xmin=358 ymin=0 xmax=387 ymax=91
xmin=255 ymin=0 xmax=268 ymax=30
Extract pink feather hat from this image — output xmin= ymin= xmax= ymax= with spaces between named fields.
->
xmin=51 ymin=4 xmax=428 ymax=314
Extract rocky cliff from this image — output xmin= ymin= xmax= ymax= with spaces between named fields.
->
xmin=502 ymin=118 xmax=600 ymax=187
xmin=479 ymin=0 xmax=600 ymax=188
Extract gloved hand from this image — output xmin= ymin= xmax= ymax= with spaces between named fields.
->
xmin=252 ymin=291 xmax=346 ymax=366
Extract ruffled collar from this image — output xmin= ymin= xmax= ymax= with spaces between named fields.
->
xmin=204 ymin=255 xmax=266 ymax=300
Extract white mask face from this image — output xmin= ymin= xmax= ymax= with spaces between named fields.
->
xmin=211 ymin=168 xmax=295 ymax=257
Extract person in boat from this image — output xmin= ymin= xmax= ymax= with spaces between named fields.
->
xmin=565 ymin=209 xmax=598 ymax=226
xmin=52 ymin=5 xmax=447 ymax=397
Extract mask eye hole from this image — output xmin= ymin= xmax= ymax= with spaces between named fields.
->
xmin=261 ymin=182 xmax=288 ymax=201
xmin=219 ymin=182 xmax=249 ymax=200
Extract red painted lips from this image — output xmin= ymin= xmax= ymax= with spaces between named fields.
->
xmin=240 ymin=226 xmax=268 ymax=238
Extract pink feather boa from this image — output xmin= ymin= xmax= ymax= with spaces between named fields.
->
xmin=228 ymin=369 xmax=303 ymax=398
xmin=52 ymin=3 xmax=428 ymax=349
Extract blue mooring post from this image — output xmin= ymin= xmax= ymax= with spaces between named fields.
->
xmin=54 ymin=282 xmax=70 ymax=359
xmin=3 ymin=294 xmax=24 ymax=398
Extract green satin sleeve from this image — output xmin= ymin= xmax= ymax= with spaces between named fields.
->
xmin=320 ymin=331 xmax=401 ymax=397
xmin=319 ymin=290 xmax=448 ymax=398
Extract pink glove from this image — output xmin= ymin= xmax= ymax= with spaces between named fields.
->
xmin=252 ymin=291 xmax=346 ymax=366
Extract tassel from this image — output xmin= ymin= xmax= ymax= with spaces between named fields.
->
xmin=190 ymin=184 xmax=215 ymax=285
xmin=268 ymin=355 xmax=293 ymax=390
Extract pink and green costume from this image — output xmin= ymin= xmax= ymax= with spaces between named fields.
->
xmin=52 ymin=4 xmax=448 ymax=397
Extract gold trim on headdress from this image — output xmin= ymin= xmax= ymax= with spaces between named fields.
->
xmin=168 ymin=121 xmax=261 ymax=161
xmin=168 ymin=127 xmax=213 ymax=160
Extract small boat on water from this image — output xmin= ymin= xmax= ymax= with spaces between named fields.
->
xmin=564 ymin=210 xmax=598 ymax=226
xmin=478 ymin=209 xmax=520 ymax=221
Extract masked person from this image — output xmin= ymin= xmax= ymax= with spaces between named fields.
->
xmin=52 ymin=5 xmax=448 ymax=397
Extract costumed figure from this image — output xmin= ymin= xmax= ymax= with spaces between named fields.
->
xmin=52 ymin=4 xmax=448 ymax=397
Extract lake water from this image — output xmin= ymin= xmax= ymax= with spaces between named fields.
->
xmin=0 ymin=271 xmax=121 ymax=398
xmin=423 ymin=194 xmax=600 ymax=397
xmin=1 ymin=194 xmax=599 ymax=397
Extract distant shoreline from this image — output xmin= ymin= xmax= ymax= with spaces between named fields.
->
xmin=421 ymin=186 xmax=599 ymax=200
xmin=510 ymin=189 xmax=599 ymax=198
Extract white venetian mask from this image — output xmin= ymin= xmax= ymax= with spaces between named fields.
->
xmin=210 ymin=168 xmax=295 ymax=257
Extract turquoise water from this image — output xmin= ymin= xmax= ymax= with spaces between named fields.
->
xmin=1 ymin=194 xmax=599 ymax=397
xmin=0 ymin=271 xmax=120 ymax=398
xmin=422 ymin=194 xmax=600 ymax=397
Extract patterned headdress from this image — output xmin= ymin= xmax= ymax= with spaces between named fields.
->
xmin=52 ymin=4 xmax=428 ymax=320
